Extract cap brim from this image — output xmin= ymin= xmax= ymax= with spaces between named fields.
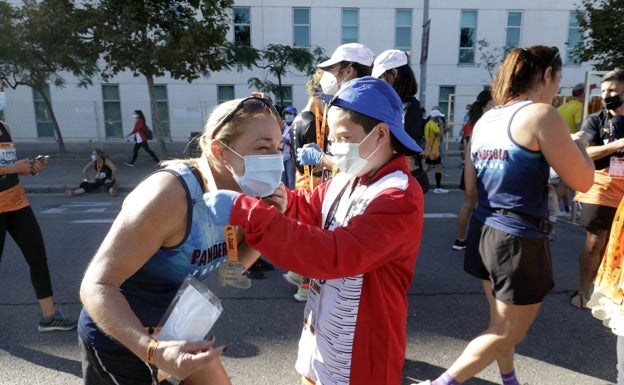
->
xmin=318 ymin=57 xmax=340 ymax=70
xmin=371 ymin=67 xmax=385 ymax=78
xmin=390 ymin=125 xmax=423 ymax=152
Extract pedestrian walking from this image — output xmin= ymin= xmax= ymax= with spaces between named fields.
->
xmin=124 ymin=109 xmax=160 ymax=166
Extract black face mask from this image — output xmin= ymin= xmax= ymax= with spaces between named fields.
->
xmin=604 ymin=92 xmax=624 ymax=111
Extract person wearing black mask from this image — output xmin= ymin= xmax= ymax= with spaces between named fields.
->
xmin=571 ymin=68 xmax=624 ymax=309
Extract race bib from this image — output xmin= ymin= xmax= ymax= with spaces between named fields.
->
xmin=610 ymin=156 xmax=624 ymax=179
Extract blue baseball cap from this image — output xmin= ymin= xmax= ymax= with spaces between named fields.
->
xmin=283 ymin=105 xmax=297 ymax=114
xmin=330 ymin=76 xmax=423 ymax=152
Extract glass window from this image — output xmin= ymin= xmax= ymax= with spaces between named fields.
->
xmin=218 ymin=85 xmax=235 ymax=104
xmin=566 ymin=11 xmax=582 ymax=65
xmin=459 ymin=10 xmax=477 ymax=64
xmin=342 ymin=9 xmax=359 ymax=44
xmin=233 ymin=7 xmax=251 ymax=46
xmin=439 ymin=86 xmax=455 ymax=121
xmin=33 ymin=85 xmax=54 ymax=138
xmin=505 ymin=11 xmax=522 ymax=53
xmin=102 ymin=84 xmax=122 ymax=138
xmin=154 ymin=84 xmax=170 ymax=138
xmin=293 ymin=8 xmax=310 ymax=48
xmin=395 ymin=9 xmax=412 ymax=50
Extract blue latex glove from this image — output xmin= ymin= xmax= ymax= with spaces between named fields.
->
xmin=296 ymin=143 xmax=323 ymax=166
xmin=202 ymin=190 xmax=241 ymax=226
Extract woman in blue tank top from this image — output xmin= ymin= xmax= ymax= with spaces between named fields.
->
xmin=419 ymin=46 xmax=594 ymax=385
xmin=78 ymin=94 xmax=286 ymax=385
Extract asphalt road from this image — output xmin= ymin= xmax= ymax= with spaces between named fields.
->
xmin=0 ymin=178 xmax=617 ymax=385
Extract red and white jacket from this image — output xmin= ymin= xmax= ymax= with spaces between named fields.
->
xmin=230 ymin=155 xmax=424 ymax=385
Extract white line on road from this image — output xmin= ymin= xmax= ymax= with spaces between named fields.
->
xmin=424 ymin=213 xmax=458 ymax=218
xmin=71 ymin=219 xmax=115 ymax=223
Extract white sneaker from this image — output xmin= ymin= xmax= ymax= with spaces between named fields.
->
xmin=433 ymin=188 xmax=449 ymax=194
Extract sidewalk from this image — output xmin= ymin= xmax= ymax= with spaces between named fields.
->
xmin=16 ymin=139 xmax=465 ymax=194
xmin=16 ymin=140 xmax=195 ymax=194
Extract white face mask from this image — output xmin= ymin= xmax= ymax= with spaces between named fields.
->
xmin=320 ymin=71 xmax=340 ymax=97
xmin=221 ymin=143 xmax=284 ymax=197
xmin=133 ymin=114 xmax=139 ymax=119
xmin=330 ymin=130 xmax=379 ymax=177
xmin=91 ymin=154 xmax=97 ymax=161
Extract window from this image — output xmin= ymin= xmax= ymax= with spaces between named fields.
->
xmin=217 ymin=85 xmax=235 ymax=104
xmin=293 ymin=8 xmax=310 ymax=48
xmin=233 ymin=7 xmax=250 ymax=46
xmin=274 ymin=86 xmax=292 ymax=110
xmin=505 ymin=11 xmax=522 ymax=53
xmin=459 ymin=10 xmax=477 ymax=64
xmin=154 ymin=84 xmax=170 ymax=138
xmin=341 ymin=9 xmax=359 ymax=44
xmin=566 ymin=11 xmax=582 ymax=65
xmin=33 ymin=85 xmax=54 ymax=138
xmin=395 ymin=9 xmax=412 ymax=51
xmin=102 ymin=85 xmax=122 ymax=138
xmin=438 ymin=86 xmax=455 ymax=122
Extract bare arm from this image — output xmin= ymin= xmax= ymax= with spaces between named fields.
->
xmin=586 ymin=137 xmax=624 ymax=160
xmin=79 ymin=173 xmax=224 ymax=379
xmin=82 ymin=161 xmax=94 ymax=179
xmin=512 ymin=104 xmax=594 ymax=192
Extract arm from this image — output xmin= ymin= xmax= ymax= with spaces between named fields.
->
xmin=80 ymin=173 xmax=224 ymax=379
xmin=515 ymin=104 xmax=594 ymax=192
xmin=105 ymin=158 xmax=117 ymax=180
xmin=585 ymin=138 xmax=624 ymax=160
xmin=82 ymin=161 xmax=94 ymax=180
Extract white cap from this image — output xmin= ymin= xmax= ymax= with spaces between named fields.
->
xmin=317 ymin=43 xmax=374 ymax=69
xmin=430 ymin=110 xmax=444 ymax=118
xmin=372 ymin=49 xmax=408 ymax=78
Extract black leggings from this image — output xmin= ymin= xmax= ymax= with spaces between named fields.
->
xmin=130 ymin=142 xmax=159 ymax=163
xmin=0 ymin=206 xmax=53 ymax=299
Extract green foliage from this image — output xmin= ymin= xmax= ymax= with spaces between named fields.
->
xmin=477 ymin=39 xmax=504 ymax=80
xmin=0 ymin=0 xmax=98 ymax=90
xmin=575 ymin=0 xmax=624 ymax=70
xmin=86 ymin=0 xmax=242 ymax=82
xmin=0 ymin=0 xmax=99 ymax=152
xmin=247 ymin=44 xmax=325 ymax=107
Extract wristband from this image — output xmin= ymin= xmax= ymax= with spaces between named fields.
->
xmin=146 ymin=338 xmax=160 ymax=365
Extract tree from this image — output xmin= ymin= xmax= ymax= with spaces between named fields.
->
xmin=476 ymin=39 xmax=505 ymax=80
xmin=86 ymin=0 xmax=254 ymax=155
xmin=0 ymin=0 xmax=99 ymax=153
xmin=575 ymin=0 xmax=624 ymax=70
xmin=247 ymin=44 xmax=325 ymax=108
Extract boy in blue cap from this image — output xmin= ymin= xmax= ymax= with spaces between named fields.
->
xmin=203 ymin=76 xmax=424 ymax=385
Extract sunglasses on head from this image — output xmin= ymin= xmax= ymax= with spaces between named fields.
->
xmin=211 ymin=97 xmax=279 ymax=139
xmin=547 ymin=47 xmax=560 ymax=68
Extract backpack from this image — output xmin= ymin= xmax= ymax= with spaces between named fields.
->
xmin=144 ymin=124 xmax=154 ymax=140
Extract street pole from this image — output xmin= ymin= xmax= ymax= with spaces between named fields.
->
xmin=419 ymin=0 xmax=430 ymax=109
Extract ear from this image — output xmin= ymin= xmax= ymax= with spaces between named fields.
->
xmin=210 ymin=140 xmax=226 ymax=162
xmin=375 ymin=123 xmax=391 ymax=142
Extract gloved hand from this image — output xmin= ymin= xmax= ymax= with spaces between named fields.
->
xmin=203 ymin=190 xmax=241 ymax=226
xmin=297 ymin=143 xmax=323 ymax=166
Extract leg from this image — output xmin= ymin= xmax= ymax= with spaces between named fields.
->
xmin=578 ymin=230 xmax=609 ymax=295
xmin=184 ymin=358 xmax=232 ymax=385
xmin=6 ymin=207 xmax=55 ymax=317
xmin=456 ymin=193 xmax=477 ymax=241
xmin=443 ymin=281 xmax=541 ymax=382
xmin=141 ymin=142 xmax=160 ymax=163
xmin=129 ymin=143 xmax=141 ymax=164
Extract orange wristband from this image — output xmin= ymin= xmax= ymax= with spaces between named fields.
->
xmin=146 ymin=338 xmax=160 ymax=365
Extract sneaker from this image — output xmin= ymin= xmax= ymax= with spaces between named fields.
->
xmin=38 ymin=310 xmax=77 ymax=332
xmin=245 ymin=270 xmax=266 ymax=280
xmin=109 ymin=184 xmax=119 ymax=196
xmin=452 ymin=239 xmax=467 ymax=250
xmin=63 ymin=185 xmax=74 ymax=197
xmin=282 ymin=271 xmax=303 ymax=287
xmin=294 ymin=282 xmax=309 ymax=302
xmin=124 ymin=162 xmax=134 ymax=167
xmin=433 ymin=187 xmax=449 ymax=194
xmin=570 ymin=290 xmax=590 ymax=309
xmin=251 ymin=257 xmax=274 ymax=272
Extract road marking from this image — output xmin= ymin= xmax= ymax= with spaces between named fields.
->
xmin=424 ymin=213 xmax=458 ymax=219
xmin=71 ymin=219 xmax=115 ymax=224
xmin=41 ymin=201 xmax=118 ymax=214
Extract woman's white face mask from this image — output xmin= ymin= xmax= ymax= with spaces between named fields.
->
xmin=330 ymin=129 xmax=380 ymax=177
xmin=220 ymin=141 xmax=284 ymax=197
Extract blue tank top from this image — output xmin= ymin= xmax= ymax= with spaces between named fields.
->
xmin=78 ymin=163 xmax=229 ymax=351
xmin=471 ymin=100 xmax=549 ymax=238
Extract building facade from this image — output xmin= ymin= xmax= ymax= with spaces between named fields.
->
xmin=3 ymin=0 xmax=596 ymax=142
